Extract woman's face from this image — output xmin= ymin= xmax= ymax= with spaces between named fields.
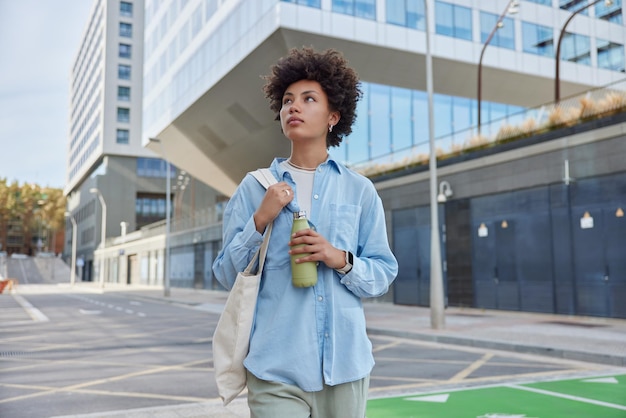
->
xmin=279 ymin=79 xmax=338 ymax=144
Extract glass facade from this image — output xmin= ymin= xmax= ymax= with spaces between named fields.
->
xmin=480 ymin=12 xmax=515 ymax=50
xmin=561 ymin=32 xmax=591 ymax=65
xmin=282 ymin=0 xmax=321 ymax=7
xmin=332 ymin=81 xmax=525 ymax=166
xmin=332 ymin=0 xmax=376 ymax=19
xmin=596 ymin=0 xmax=623 ymax=23
xmin=435 ymin=1 xmax=472 ymax=41
xmin=597 ymin=40 xmax=625 ymax=71
xmin=522 ymin=21 xmax=554 ymax=57
xmin=137 ymin=158 xmax=176 ymax=178
xmin=387 ymin=0 xmax=425 ymax=30
xmin=144 ymin=0 xmax=626 ymax=172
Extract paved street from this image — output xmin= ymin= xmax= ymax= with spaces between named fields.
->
xmin=1 ymin=284 xmax=623 ymax=418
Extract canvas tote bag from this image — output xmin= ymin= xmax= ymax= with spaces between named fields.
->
xmin=212 ymin=168 xmax=277 ymax=405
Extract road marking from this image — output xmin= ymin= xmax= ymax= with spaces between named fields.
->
xmin=508 ymin=384 xmax=626 ymax=410
xmin=449 ymin=352 xmax=494 ymax=382
xmin=12 ymin=295 xmax=49 ymax=322
xmin=583 ymin=376 xmax=618 ymax=384
xmin=405 ymin=394 xmax=450 ymax=403
xmin=79 ymin=309 xmax=102 ymax=315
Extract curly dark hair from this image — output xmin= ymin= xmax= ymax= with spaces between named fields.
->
xmin=262 ymin=47 xmax=362 ymax=148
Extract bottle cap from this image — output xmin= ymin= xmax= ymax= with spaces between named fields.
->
xmin=293 ymin=211 xmax=307 ymax=220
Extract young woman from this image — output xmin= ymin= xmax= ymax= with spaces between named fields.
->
xmin=212 ymin=47 xmax=398 ymax=418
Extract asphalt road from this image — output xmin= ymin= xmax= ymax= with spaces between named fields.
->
xmin=0 ymin=290 xmax=606 ymax=418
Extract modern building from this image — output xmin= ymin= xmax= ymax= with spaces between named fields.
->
xmin=101 ymin=0 xmax=626 ymax=317
xmin=64 ymin=0 xmax=222 ymax=282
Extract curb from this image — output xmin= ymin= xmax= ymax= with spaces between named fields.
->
xmin=366 ymin=328 xmax=626 ymax=367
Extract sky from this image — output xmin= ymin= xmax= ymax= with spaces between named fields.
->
xmin=0 ymin=1 xmax=94 ymax=189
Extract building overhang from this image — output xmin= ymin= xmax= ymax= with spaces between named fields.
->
xmin=145 ymin=27 xmax=595 ymax=197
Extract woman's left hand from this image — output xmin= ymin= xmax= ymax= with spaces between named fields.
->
xmin=288 ymin=229 xmax=346 ymax=270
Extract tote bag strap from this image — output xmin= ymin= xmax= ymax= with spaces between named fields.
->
xmin=249 ymin=168 xmax=277 ymax=190
xmin=244 ymin=168 xmax=278 ymax=274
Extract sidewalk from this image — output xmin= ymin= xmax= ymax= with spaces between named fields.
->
xmin=7 ymin=283 xmax=626 ymax=417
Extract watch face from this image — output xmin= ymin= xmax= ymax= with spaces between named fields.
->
xmin=348 ymin=251 xmax=354 ymax=265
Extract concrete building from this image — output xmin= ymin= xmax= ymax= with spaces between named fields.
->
xmin=64 ymin=0 xmax=222 ymax=283
xmin=103 ymin=0 xmax=626 ymax=317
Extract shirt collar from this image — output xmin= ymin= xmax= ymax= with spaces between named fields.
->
xmin=271 ymin=155 xmax=344 ymax=179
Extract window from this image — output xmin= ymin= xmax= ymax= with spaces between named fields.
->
xmin=560 ymin=32 xmax=591 ymax=65
xmin=559 ymin=0 xmax=589 ymax=15
xmin=596 ymin=0 xmax=623 ymax=23
xmin=597 ymin=40 xmax=625 ymax=72
xmin=120 ymin=22 xmax=133 ymax=37
xmin=387 ymin=0 xmax=425 ymax=30
xmin=136 ymin=195 xmax=170 ymax=228
xmin=118 ymin=64 xmax=131 ymax=79
xmin=191 ymin=5 xmax=203 ymax=38
xmin=526 ymin=0 xmax=551 ymax=4
xmin=435 ymin=1 xmax=472 ymax=41
xmin=205 ymin=0 xmax=219 ymax=20
xmin=116 ymin=129 xmax=130 ymax=144
xmin=119 ymin=43 xmax=131 ymax=58
xmin=522 ymin=22 xmax=554 ymax=57
xmin=117 ymin=107 xmax=130 ymax=123
xmin=120 ymin=1 xmax=133 ymax=17
xmin=480 ymin=12 xmax=515 ymax=50
xmin=137 ymin=158 xmax=176 ymax=178
xmin=117 ymin=86 xmax=130 ymax=101
xmin=332 ymin=0 xmax=376 ymax=20
xmin=281 ymin=0 xmax=321 ymax=6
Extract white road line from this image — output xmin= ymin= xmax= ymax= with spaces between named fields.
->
xmin=508 ymin=384 xmax=626 ymax=411
xmin=12 ymin=295 xmax=49 ymax=322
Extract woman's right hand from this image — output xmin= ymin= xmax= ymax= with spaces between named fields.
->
xmin=253 ymin=182 xmax=293 ymax=233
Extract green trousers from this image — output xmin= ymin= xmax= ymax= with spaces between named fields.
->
xmin=246 ymin=370 xmax=369 ymax=418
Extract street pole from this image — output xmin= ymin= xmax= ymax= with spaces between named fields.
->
xmin=149 ymin=138 xmax=171 ymax=297
xmin=65 ymin=212 xmax=77 ymax=286
xmin=89 ymin=188 xmax=107 ymax=288
xmin=424 ymin=0 xmax=445 ymax=330
xmin=555 ymin=0 xmax=611 ymax=102
xmin=477 ymin=0 xmax=519 ymax=136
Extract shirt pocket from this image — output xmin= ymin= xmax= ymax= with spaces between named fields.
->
xmin=329 ymin=203 xmax=361 ymax=252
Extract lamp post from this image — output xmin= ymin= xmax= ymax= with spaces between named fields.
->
xmin=148 ymin=137 xmax=171 ymax=297
xmin=424 ymin=0 xmax=445 ymax=329
xmin=89 ymin=188 xmax=107 ymax=287
xmin=477 ymin=0 xmax=519 ymax=136
xmin=65 ymin=212 xmax=77 ymax=286
xmin=555 ymin=0 xmax=613 ymax=102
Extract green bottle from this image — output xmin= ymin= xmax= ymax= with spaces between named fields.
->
xmin=290 ymin=211 xmax=318 ymax=288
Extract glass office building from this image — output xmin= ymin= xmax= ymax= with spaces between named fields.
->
xmin=136 ymin=0 xmax=626 ymax=317
xmin=143 ymin=0 xmax=624 ymax=194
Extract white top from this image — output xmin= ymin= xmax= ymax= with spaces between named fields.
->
xmin=281 ymin=160 xmax=315 ymax=218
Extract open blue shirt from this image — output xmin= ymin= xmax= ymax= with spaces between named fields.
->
xmin=212 ymin=157 xmax=398 ymax=392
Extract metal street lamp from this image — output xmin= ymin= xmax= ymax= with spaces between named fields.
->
xmin=89 ymin=188 xmax=107 ymax=287
xmin=64 ymin=212 xmax=77 ymax=286
xmin=477 ymin=0 xmax=520 ymax=136
xmin=555 ymin=0 xmax=613 ymax=102
xmin=148 ymin=137 xmax=171 ymax=297
xmin=424 ymin=0 xmax=445 ymax=329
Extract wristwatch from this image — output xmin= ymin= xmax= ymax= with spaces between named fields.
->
xmin=335 ymin=251 xmax=353 ymax=275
